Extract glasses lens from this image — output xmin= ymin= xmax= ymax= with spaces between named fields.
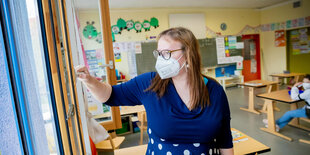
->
xmin=161 ymin=50 xmax=170 ymax=60
xmin=153 ymin=50 xmax=159 ymax=58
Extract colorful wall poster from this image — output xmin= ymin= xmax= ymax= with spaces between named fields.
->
xmin=292 ymin=19 xmax=298 ymax=28
xmin=286 ymin=20 xmax=292 ymax=29
xmin=305 ymin=16 xmax=310 ymax=26
xmin=298 ymin=17 xmax=305 ymax=27
xmin=228 ymin=36 xmax=237 ymax=49
xmin=275 ymin=30 xmax=286 ymax=47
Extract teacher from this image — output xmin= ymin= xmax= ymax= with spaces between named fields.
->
xmin=76 ymin=27 xmax=233 ymax=155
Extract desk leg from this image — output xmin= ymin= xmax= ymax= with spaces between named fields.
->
xmin=240 ymin=87 xmax=260 ymax=114
xmin=288 ymin=103 xmax=310 ymax=131
xmin=299 ymin=139 xmax=310 ymax=144
xmin=260 ymin=100 xmax=292 ymax=141
xmin=260 ymin=84 xmax=280 ymax=113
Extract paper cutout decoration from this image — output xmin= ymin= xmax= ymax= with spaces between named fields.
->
xmin=117 ymin=18 xmax=127 ymax=31
xmin=150 ymin=17 xmax=159 ymax=28
xmin=96 ymin=32 xmax=102 ymax=43
xmin=134 ymin=21 xmax=143 ymax=33
xmin=143 ymin=20 xmax=151 ymax=31
xmin=83 ymin=21 xmax=98 ymax=39
xmin=111 ymin=25 xmax=121 ymax=34
xmin=126 ymin=20 xmax=134 ymax=31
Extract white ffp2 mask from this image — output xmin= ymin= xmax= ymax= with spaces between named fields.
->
xmin=155 ymin=55 xmax=185 ymax=79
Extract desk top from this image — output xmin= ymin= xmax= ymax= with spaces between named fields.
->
xmin=270 ymin=73 xmax=305 ymax=78
xmin=232 ymin=128 xmax=270 ymax=155
xmin=93 ymin=105 xmax=145 ymax=119
xmin=256 ymin=89 xmax=300 ymax=104
xmin=239 ymin=80 xmax=278 ymax=88
xmin=114 ymin=128 xmax=270 ymax=155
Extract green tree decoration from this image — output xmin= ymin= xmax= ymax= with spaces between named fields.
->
xmin=150 ymin=17 xmax=159 ymax=28
xmin=117 ymin=18 xmax=127 ymax=31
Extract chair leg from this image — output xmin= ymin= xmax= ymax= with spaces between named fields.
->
xmin=140 ymin=128 xmax=144 ymax=145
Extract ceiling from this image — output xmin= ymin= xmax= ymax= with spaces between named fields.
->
xmin=74 ymin=0 xmax=294 ymax=10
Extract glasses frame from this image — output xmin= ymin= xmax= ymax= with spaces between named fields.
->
xmin=153 ymin=48 xmax=183 ymax=60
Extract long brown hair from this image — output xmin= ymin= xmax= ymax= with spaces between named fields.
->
xmin=146 ymin=27 xmax=210 ymax=110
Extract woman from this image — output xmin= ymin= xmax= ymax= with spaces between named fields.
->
xmin=76 ymin=27 xmax=233 ymax=155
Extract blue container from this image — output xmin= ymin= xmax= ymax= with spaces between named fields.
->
xmin=288 ymin=90 xmax=304 ymax=95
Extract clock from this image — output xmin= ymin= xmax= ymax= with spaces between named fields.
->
xmin=220 ymin=23 xmax=227 ymax=31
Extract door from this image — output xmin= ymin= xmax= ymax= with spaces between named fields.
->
xmin=242 ymin=34 xmax=261 ymax=81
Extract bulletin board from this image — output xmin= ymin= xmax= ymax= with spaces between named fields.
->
xmin=136 ymin=41 xmax=157 ymax=75
xmin=287 ymin=27 xmax=310 ymax=74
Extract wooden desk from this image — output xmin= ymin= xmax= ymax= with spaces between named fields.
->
xmin=232 ymin=128 xmax=270 ymax=155
xmin=217 ymin=76 xmax=244 ymax=91
xmin=270 ymin=73 xmax=305 ymax=85
xmin=114 ymin=128 xmax=270 ymax=155
xmin=257 ymin=89 xmax=310 ymax=141
xmin=93 ymin=105 xmax=145 ymax=119
xmin=238 ymin=80 xmax=279 ymax=114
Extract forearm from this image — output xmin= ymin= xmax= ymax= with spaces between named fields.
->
xmin=83 ymin=76 xmax=112 ymax=103
xmin=220 ymin=148 xmax=234 ymax=155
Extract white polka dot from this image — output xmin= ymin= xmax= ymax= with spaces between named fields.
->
xmin=209 ymin=149 xmax=212 ymax=155
xmin=167 ymin=151 xmax=172 ymax=155
xmin=152 ymin=151 xmax=154 ymax=155
xmin=158 ymin=143 xmax=163 ymax=150
xmin=217 ymin=149 xmax=220 ymax=154
xmin=160 ymin=138 xmax=165 ymax=141
xmin=184 ymin=149 xmax=190 ymax=155
xmin=213 ymin=148 xmax=216 ymax=153
xmin=201 ymin=153 xmax=205 ymax=155
xmin=193 ymin=143 xmax=200 ymax=147
xmin=148 ymin=149 xmax=150 ymax=154
xmin=148 ymin=128 xmax=152 ymax=134
xmin=151 ymin=138 xmax=154 ymax=144
xmin=173 ymin=144 xmax=179 ymax=147
xmin=214 ymin=139 xmax=216 ymax=142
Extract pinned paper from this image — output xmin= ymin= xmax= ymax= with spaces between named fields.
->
xmin=236 ymin=42 xmax=244 ymax=49
xmin=134 ymin=42 xmax=142 ymax=54
xmin=236 ymin=61 xmax=243 ymax=70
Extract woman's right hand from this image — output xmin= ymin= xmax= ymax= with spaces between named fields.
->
xmin=75 ymin=65 xmax=92 ymax=83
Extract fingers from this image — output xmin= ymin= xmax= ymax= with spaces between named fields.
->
xmin=75 ymin=65 xmax=90 ymax=81
xmin=75 ymin=65 xmax=89 ymax=74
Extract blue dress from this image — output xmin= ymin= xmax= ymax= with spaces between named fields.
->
xmin=104 ymin=72 xmax=233 ymax=155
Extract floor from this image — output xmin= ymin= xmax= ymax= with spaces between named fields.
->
xmin=100 ymin=86 xmax=310 ymax=155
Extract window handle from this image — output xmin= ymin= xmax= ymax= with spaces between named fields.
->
xmin=99 ymin=60 xmax=114 ymax=69
xmin=66 ymin=104 xmax=75 ymax=121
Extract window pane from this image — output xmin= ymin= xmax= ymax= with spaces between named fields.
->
xmin=0 ymin=24 xmax=23 ymax=155
xmin=73 ymin=0 xmax=113 ymax=122
xmin=8 ymin=0 xmax=60 ymax=154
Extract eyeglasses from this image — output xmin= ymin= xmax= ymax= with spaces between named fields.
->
xmin=153 ymin=49 xmax=183 ymax=60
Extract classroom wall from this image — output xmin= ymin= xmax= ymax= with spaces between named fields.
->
xmin=78 ymin=3 xmax=309 ymax=80
xmin=260 ymin=0 xmax=310 ymax=80
xmin=78 ymin=8 xmax=260 ymax=78
xmin=109 ymin=8 xmax=261 ymax=41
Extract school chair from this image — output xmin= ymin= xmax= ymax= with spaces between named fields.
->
xmin=95 ymin=131 xmax=125 ymax=152
xmin=137 ymin=111 xmax=148 ymax=145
